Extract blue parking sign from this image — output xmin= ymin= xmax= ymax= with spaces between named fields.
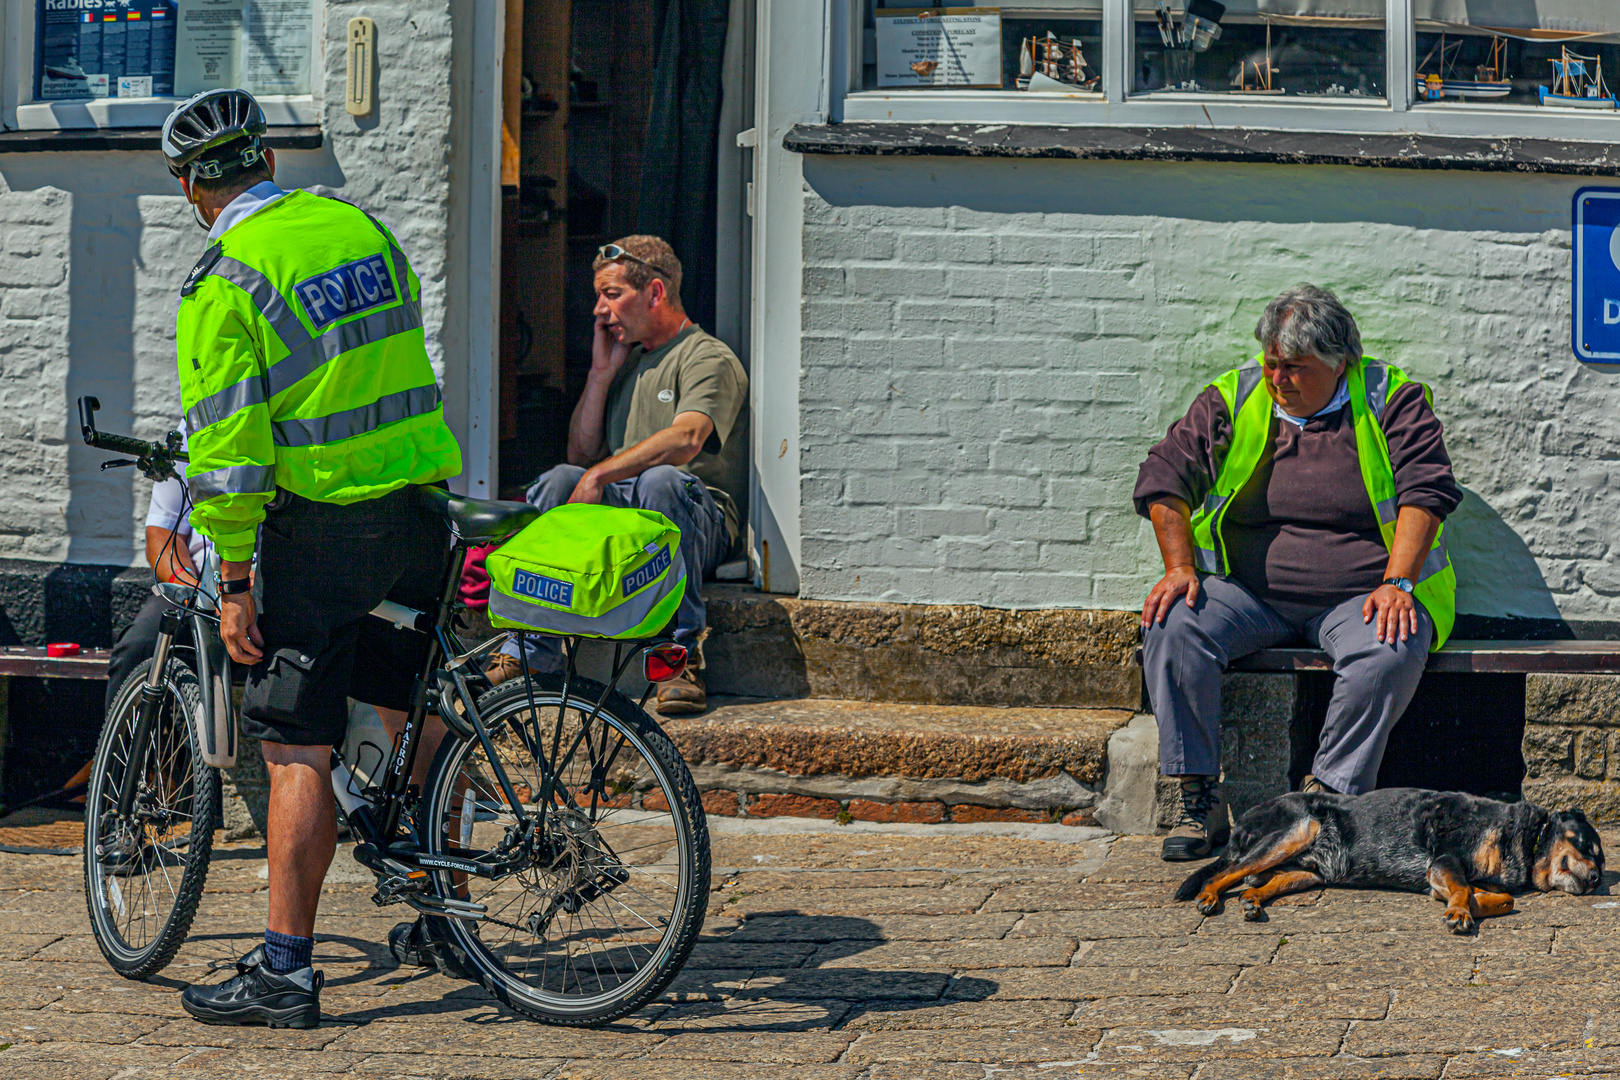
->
xmin=1574 ymin=187 xmax=1620 ymax=363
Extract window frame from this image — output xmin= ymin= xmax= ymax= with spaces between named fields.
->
xmin=834 ymin=0 xmax=1620 ymax=145
xmin=1 ymin=0 xmax=323 ymax=132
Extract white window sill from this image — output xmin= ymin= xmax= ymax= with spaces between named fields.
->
xmin=841 ymin=89 xmax=1620 ymax=143
xmin=10 ymin=95 xmax=318 ymax=131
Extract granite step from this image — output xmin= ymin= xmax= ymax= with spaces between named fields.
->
xmin=659 ymin=696 xmax=1134 ymax=827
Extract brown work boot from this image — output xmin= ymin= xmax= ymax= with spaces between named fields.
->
xmin=1162 ymin=775 xmax=1228 ymax=862
xmin=654 ymin=668 xmax=707 ymax=716
xmin=483 ymin=652 xmax=528 ymax=687
xmin=1300 ymin=774 xmax=1337 ymax=795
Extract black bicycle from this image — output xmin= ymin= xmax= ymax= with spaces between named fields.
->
xmin=77 ymin=396 xmax=711 ymax=1025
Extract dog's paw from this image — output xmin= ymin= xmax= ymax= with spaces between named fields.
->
xmin=1443 ymin=906 xmax=1476 ymax=935
xmin=1196 ymin=892 xmax=1224 ymax=916
xmin=1241 ymin=897 xmax=1267 ymax=922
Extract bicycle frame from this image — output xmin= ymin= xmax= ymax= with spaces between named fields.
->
xmin=77 ymin=395 xmax=679 ymax=921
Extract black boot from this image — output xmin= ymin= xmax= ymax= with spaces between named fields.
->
xmin=180 ymin=944 xmax=322 ymax=1028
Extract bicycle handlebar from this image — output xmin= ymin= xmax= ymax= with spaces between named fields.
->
xmin=77 ymin=396 xmax=189 ymax=475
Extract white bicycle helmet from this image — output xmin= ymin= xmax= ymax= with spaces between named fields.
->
xmin=161 ymin=88 xmax=268 ymax=181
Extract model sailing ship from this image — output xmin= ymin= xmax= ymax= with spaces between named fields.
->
xmin=1019 ymin=31 xmax=1098 ymax=92
xmin=1231 ymin=22 xmax=1282 ymax=94
xmin=1414 ymin=34 xmax=1511 ymax=100
xmin=1540 ymin=46 xmax=1616 ymax=109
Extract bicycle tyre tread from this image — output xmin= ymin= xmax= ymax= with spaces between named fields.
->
xmin=83 ymin=657 xmax=217 ymax=980
xmin=424 ymin=673 xmax=710 ymax=1026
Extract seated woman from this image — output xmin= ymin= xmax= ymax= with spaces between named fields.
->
xmin=1134 ymin=284 xmax=1461 ymax=861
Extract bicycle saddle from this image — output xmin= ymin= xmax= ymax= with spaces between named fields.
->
xmin=421 ymin=486 xmax=540 ymax=545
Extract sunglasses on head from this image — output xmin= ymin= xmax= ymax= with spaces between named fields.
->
xmin=598 ymin=244 xmax=672 ymax=281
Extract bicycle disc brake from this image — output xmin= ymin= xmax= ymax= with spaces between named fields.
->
xmin=526 ymin=810 xmax=630 ymax=937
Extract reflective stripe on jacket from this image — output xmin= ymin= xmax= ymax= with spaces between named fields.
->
xmin=176 ymin=190 xmax=462 ymax=560
xmin=1186 ymin=355 xmax=1457 ymax=650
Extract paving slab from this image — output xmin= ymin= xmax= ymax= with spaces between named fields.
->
xmin=727 ymin=913 xmax=1018 ymax=942
xmin=1095 ymin=1020 xmax=1349 ymax=1061
xmin=846 ymin=1028 xmax=1106 ymax=1065
xmin=6 ymin=824 xmax=1612 ymax=1079
xmin=950 ymin=964 xmax=1240 ymax=999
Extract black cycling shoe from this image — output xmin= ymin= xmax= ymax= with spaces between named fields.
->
xmin=180 ymin=945 xmax=323 ymax=1029
xmin=389 ymin=916 xmax=478 ymax=981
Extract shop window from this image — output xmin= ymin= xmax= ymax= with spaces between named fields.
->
xmin=1133 ymin=1 xmax=1385 ymax=98
xmin=1413 ymin=2 xmax=1620 ymax=110
xmin=863 ymin=2 xmax=1105 ymax=94
xmin=32 ymin=0 xmax=316 ymax=105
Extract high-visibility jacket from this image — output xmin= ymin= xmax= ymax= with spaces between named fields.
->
xmin=1187 ymin=356 xmax=1457 ymax=650
xmin=176 ymin=190 xmax=462 ymax=561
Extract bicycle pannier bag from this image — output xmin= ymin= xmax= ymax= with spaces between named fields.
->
xmin=487 ymin=504 xmax=684 ymax=640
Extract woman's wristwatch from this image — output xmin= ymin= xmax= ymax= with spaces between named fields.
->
xmin=215 ymin=575 xmax=253 ymax=596
xmin=1382 ymin=576 xmax=1414 ymax=594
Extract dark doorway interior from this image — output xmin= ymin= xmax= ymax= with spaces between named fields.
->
xmin=499 ymin=0 xmax=732 ymax=501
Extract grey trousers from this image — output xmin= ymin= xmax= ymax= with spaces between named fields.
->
xmin=1142 ymin=574 xmax=1432 ymax=796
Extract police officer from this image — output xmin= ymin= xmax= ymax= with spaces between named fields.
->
xmin=162 ymin=89 xmax=463 ymax=1027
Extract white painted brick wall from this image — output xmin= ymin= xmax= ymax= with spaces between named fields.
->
xmin=800 ymin=158 xmax=1615 ymax=624
xmin=0 ymin=0 xmax=455 ymax=566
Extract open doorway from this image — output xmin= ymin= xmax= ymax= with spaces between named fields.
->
xmin=497 ymin=0 xmax=743 ymax=505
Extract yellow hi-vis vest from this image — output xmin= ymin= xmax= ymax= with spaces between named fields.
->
xmin=1187 ymin=356 xmax=1456 ymax=650
xmin=176 ymin=190 xmax=462 ymax=561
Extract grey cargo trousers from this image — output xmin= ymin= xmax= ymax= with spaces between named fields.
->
xmin=1142 ymin=574 xmax=1431 ymax=796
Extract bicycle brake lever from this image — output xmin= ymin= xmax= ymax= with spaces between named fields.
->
xmin=100 ymin=458 xmax=136 ymax=472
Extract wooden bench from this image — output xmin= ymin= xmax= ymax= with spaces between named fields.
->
xmin=0 ymin=646 xmax=111 ymax=680
xmin=1215 ymin=639 xmax=1620 ymax=824
xmin=1231 ymin=639 xmax=1620 ymax=674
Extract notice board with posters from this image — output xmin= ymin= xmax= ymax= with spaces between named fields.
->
xmin=36 ymin=0 xmax=178 ymax=100
xmin=34 ymin=0 xmax=313 ymax=102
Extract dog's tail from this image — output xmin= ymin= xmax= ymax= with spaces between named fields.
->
xmin=1174 ymin=858 xmax=1225 ymax=902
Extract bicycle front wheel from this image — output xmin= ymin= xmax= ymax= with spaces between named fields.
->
xmin=421 ymin=674 xmax=710 ymax=1025
xmin=83 ymin=657 xmax=218 ymax=978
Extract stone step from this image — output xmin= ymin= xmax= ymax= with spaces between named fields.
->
xmin=660 ymin=696 xmax=1134 ymax=827
xmin=699 ymin=585 xmax=1142 ymax=710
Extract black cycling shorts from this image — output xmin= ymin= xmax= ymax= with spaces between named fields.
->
xmin=240 ymin=485 xmax=448 ymax=747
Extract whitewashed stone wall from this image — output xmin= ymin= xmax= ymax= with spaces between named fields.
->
xmin=0 ymin=0 xmax=455 ymax=567
xmin=800 ymin=155 xmax=1613 ymax=625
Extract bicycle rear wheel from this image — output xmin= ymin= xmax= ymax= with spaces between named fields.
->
xmin=421 ymin=674 xmax=709 ymax=1025
xmin=83 ymin=657 xmax=218 ymax=978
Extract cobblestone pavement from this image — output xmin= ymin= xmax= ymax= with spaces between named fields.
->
xmin=2 ymin=819 xmax=1619 ymax=1079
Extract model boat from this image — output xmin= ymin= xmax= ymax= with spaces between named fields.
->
xmin=1415 ymin=34 xmax=1511 ymax=100
xmin=1541 ymin=47 xmax=1615 ymax=108
xmin=1231 ymin=22 xmax=1283 ymax=94
xmin=1019 ymin=31 xmax=1098 ymax=92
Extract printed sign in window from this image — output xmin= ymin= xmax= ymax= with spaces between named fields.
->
xmin=36 ymin=0 xmax=177 ymax=101
xmin=875 ymin=8 xmax=1003 ymax=89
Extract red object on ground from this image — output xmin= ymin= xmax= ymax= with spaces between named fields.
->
xmin=46 ymin=643 xmax=81 ymax=657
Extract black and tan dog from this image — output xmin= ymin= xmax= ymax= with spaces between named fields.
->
xmin=1175 ymin=788 xmax=1605 ymax=933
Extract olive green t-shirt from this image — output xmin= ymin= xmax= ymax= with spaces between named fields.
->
xmin=605 ymin=326 xmax=749 ymax=548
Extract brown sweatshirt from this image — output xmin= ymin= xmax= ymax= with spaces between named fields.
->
xmin=1133 ymin=381 xmax=1462 ymax=611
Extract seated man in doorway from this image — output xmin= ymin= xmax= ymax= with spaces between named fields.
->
xmin=488 ymin=235 xmax=748 ymax=715
xmin=1135 ymin=284 xmax=1461 ymax=862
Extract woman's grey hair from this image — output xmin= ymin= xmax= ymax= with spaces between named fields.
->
xmin=1254 ymin=284 xmax=1362 ymax=370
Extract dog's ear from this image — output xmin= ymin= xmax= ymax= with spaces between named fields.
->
xmin=1566 ymin=807 xmax=1590 ymax=823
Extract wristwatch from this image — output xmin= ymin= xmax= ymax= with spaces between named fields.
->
xmin=215 ymin=575 xmax=252 ymax=596
xmin=1382 ymin=576 xmax=1414 ymax=594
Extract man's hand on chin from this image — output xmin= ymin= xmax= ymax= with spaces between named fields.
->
xmin=568 ymin=471 xmax=606 ymax=504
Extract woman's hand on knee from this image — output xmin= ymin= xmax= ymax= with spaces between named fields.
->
xmin=1363 ymin=584 xmax=1418 ymax=645
xmin=1143 ymin=566 xmax=1200 ymax=628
